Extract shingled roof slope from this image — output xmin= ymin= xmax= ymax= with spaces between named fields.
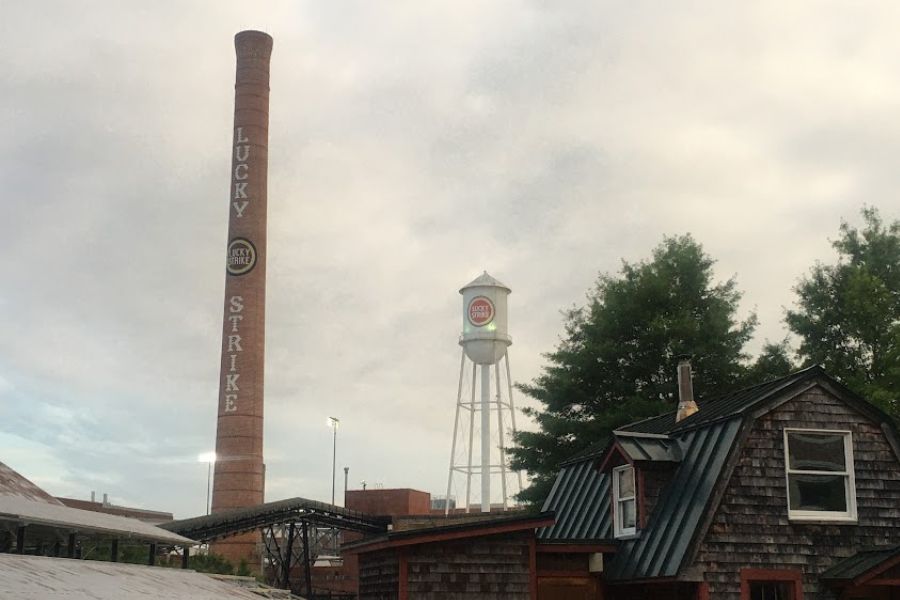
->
xmin=0 ymin=461 xmax=64 ymax=505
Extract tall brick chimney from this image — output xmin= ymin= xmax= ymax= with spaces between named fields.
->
xmin=675 ymin=355 xmax=699 ymax=422
xmin=211 ymin=30 xmax=273 ymax=566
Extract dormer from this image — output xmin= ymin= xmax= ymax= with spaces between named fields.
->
xmin=598 ymin=433 xmax=681 ymax=538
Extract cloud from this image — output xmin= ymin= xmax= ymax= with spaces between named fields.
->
xmin=1 ymin=0 xmax=898 ymax=517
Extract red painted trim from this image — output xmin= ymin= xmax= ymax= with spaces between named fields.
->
xmin=536 ymin=543 xmax=617 ymax=554
xmin=740 ymin=568 xmax=803 ymax=600
xmin=597 ymin=441 xmax=634 ymax=473
xmin=697 ymin=581 xmax=710 ymax=600
xmin=398 ymin=549 xmax=408 ymax=600
xmin=529 ymin=537 xmax=537 ymax=600
xmin=346 ymin=516 xmax=555 ymax=554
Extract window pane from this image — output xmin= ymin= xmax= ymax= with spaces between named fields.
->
xmin=617 ymin=467 xmax=635 ymax=497
xmin=788 ymin=473 xmax=848 ymax=512
xmin=750 ymin=582 xmax=792 ymax=600
xmin=787 ymin=432 xmax=846 ymax=472
xmin=620 ymin=499 xmax=636 ymax=529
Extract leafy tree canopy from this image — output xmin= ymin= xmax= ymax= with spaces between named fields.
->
xmin=786 ymin=207 xmax=900 ymax=415
xmin=510 ymin=235 xmax=782 ymax=505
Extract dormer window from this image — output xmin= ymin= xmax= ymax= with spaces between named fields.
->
xmin=613 ymin=465 xmax=637 ymax=537
xmin=784 ymin=429 xmax=856 ymax=521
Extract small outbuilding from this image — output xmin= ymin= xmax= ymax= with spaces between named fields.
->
xmin=345 ymin=512 xmax=554 ymax=599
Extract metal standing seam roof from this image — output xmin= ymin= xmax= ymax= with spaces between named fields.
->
xmin=605 ymin=417 xmax=743 ymax=580
xmin=614 ymin=435 xmax=682 ymax=463
xmin=617 ymin=366 xmax=823 ymax=436
xmin=820 ymin=545 xmax=900 ymax=582
xmin=537 ymin=456 xmax=612 ymax=542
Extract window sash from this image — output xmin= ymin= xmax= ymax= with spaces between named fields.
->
xmin=783 ymin=428 xmax=856 ymax=521
xmin=613 ymin=465 xmax=636 ymax=536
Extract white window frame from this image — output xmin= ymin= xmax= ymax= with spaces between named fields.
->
xmin=612 ymin=464 xmax=637 ymax=538
xmin=783 ymin=428 xmax=857 ymax=522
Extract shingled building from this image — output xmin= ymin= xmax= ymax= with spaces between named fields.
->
xmin=348 ymin=365 xmax=900 ymax=600
xmin=539 ymin=364 xmax=900 ymax=599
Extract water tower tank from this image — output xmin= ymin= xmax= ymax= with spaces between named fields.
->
xmin=459 ymin=272 xmax=512 ymax=365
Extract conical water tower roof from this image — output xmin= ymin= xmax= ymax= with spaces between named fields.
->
xmin=459 ymin=271 xmax=511 ymax=294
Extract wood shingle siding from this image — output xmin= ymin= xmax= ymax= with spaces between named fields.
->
xmin=692 ymin=386 xmax=900 ymax=600
xmin=359 ymin=550 xmax=399 ymax=600
xmin=405 ymin=534 xmax=531 ymax=599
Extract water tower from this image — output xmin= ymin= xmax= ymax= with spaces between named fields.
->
xmin=445 ymin=272 xmax=523 ymax=513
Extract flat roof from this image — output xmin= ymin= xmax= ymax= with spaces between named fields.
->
xmin=0 ymin=495 xmax=193 ymax=546
xmin=0 ymin=554 xmax=286 ymax=599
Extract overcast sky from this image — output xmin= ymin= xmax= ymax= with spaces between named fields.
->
xmin=2 ymin=1 xmax=899 ymax=518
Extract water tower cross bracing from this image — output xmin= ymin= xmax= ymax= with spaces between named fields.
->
xmin=445 ymin=272 xmax=524 ymax=513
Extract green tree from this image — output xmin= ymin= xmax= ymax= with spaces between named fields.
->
xmin=786 ymin=207 xmax=900 ymax=415
xmin=189 ymin=552 xmax=236 ymax=574
xmin=510 ymin=235 xmax=759 ymax=505
xmin=745 ymin=340 xmax=796 ymax=385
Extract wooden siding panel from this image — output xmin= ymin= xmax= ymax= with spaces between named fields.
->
xmin=359 ymin=550 xmax=399 ymax=600
xmin=642 ymin=465 xmax=676 ymax=521
xmin=405 ymin=534 xmax=531 ymax=599
xmin=692 ymin=386 xmax=900 ymax=600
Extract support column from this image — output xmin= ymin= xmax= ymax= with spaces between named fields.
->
xmin=282 ymin=523 xmax=296 ymax=590
xmin=15 ymin=526 xmax=25 ymax=554
xmin=302 ymin=522 xmax=312 ymax=599
xmin=480 ymin=363 xmax=491 ymax=513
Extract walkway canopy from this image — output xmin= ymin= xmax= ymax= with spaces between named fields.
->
xmin=161 ymin=497 xmax=389 ymax=543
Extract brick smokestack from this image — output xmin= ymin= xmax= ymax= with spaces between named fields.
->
xmin=211 ymin=30 xmax=272 ymax=566
xmin=675 ymin=354 xmax=699 ymax=422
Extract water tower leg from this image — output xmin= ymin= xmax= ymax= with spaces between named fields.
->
xmin=494 ymin=362 xmax=508 ymax=509
xmin=480 ymin=363 xmax=491 ymax=513
xmin=504 ymin=353 xmax=525 ymax=494
xmin=465 ymin=362 xmax=476 ymax=513
xmin=445 ymin=349 xmax=466 ymax=516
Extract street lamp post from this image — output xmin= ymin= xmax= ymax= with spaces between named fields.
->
xmin=327 ymin=417 xmax=340 ymax=506
xmin=197 ymin=452 xmax=217 ymax=515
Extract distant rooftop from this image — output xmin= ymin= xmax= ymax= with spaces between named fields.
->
xmin=0 ymin=554 xmax=292 ymax=599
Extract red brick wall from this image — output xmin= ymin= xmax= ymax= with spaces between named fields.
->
xmin=345 ymin=488 xmax=431 ymax=516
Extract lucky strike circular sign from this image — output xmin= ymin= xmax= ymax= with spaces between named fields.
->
xmin=226 ymin=237 xmax=257 ymax=276
xmin=467 ymin=296 xmax=495 ymax=327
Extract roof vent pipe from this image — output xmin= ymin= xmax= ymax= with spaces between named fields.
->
xmin=676 ymin=355 xmax=699 ymax=422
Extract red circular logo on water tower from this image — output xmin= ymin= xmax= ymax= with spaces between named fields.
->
xmin=467 ymin=296 xmax=495 ymax=327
